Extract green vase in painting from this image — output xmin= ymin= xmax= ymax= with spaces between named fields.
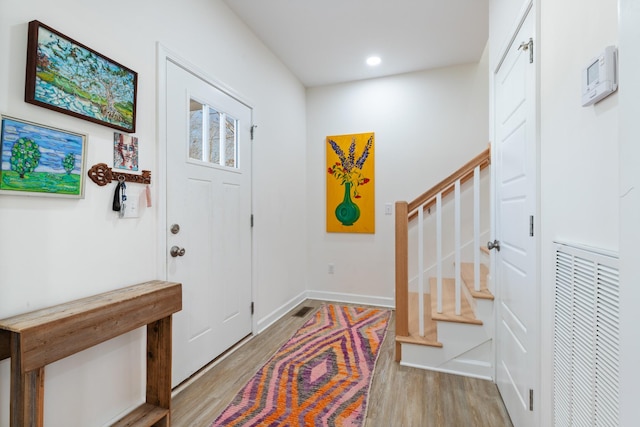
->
xmin=335 ymin=182 xmax=360 ymax=226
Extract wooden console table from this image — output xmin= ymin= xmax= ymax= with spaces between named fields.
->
xmin=0 ymin=280 xmax=182 ymax=427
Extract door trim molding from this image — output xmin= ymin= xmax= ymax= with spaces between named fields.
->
xmin=156 ymin=43 xmax=257 ymax=333
xmin=156 ymin=43 xmax=170 ymax=284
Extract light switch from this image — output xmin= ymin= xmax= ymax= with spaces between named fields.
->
xmin=122 ymin=191 xmax=140 ymax=218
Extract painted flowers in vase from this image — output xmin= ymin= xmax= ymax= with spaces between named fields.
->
xmin=327 ymin=136 xmax=372 ymax=226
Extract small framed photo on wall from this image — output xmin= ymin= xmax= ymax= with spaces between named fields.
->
xmin=113 ymin=132 xmax=138 ymax=171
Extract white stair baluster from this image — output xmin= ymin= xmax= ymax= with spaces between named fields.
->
xmin=418 ymin=203 xmax=425 ymax=337
xmin=474 ymin=165 xmax=480 ymax=292
xmin=455 ymin=180 xmax=461 ymax=316
xmin=436 ymin=193 xmax=443 ymax=314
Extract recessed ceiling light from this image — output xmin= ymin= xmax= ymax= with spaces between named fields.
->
xmin=366 ymin=56 xmax=381 ymax=66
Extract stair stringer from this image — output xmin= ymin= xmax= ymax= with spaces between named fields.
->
xmin=400 ymin=297 xmax=495 ymax=380
xmin=399 ymin=322 xmax=493 ymax=379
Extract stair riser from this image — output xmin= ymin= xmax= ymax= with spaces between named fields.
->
xmin=462 ymin=281 xmax=477 ymax=312
xmin=437 ymin=321 xmax=491 ymax=350
xmin=471 ymin=298 xmax=494 ymax=325
xmin=400 ymin=339 xmax=493 ymax=380
xmin=402 ymin=322 xmax=491 ymax=367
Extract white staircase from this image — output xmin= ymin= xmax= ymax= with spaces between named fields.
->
xmin=399 ymin=260 xmax=494 ymax=379
xmin=395 ymin=147 xmax=495 ymax=380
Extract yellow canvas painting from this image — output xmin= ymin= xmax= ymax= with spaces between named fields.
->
xmin=326 ymin=132 xmax=375 ymax=233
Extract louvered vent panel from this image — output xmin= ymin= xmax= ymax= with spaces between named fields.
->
xmin=595 ymin=264 xmax=620 ymax=427
xmin=553 ymin=242 xmax=619 ymax=427
xmin=553 ymin=251 xmax=574 ymax=427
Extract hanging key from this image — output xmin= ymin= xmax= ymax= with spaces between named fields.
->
xmin=119 ymin=180 xmax=127 ymax=218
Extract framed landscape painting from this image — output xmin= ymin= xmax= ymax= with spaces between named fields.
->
xmin=25 ymin=20 xmax=138 ymax=132
xmin=0 ymin=116 xmax=87 ymax=198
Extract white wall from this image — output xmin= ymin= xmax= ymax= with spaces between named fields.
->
xmin=490 ymin=0 xmax=620 ymax=424
xmin=305 ymin=49 xmax=489 ymax=304
xmin=0 ymin=0 xmax=307 ymax=425
xmin=618 ymin=0 xmax=640 ymax=424
xmin=540 ymin=0 xmax=619 ymax=249
xmin=539 ymin=1 xmax=619 ymax=425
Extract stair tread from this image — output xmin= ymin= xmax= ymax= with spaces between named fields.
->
xmin=429 ymin=278 xmax=483 ymax=325
xmin=480 ymin=245 xmax=490 ymax=255
xmin=396 ymin=292 xmax=442 ymax=348
xmin=395 ymin=334 xmax=443 ymax=348
xmin=460 ymin=263 xmax=494 ymax=300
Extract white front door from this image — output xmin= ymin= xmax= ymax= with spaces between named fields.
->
xmin=166 ymin=60 xmax=253 ymax=387
xmin=494 ymin=7 xmax=538 ymax=427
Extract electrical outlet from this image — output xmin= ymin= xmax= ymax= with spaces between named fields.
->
xmin=328 ymin=263 xmax=335 ymax=274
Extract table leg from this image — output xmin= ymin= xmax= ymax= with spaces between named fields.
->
xmin=10 ymin=333 xmax=45 ymax=427
xmin=146 ymin=316 xmax=172 ymax=427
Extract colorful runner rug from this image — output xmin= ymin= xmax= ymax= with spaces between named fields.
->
xmin=211 ymin=304 xmax=391 ymax=427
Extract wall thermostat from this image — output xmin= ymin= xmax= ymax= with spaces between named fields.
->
xmin=582 ymin=45 xmax=618 ymax=107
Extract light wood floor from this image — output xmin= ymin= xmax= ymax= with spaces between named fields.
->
xmin=171 ymin=300 xmax=513 ymax=427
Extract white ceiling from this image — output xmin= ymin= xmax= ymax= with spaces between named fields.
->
xmin=222 ymin=0 xmax=489 ymax=87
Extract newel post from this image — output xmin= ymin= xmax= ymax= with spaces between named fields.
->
xmin=395 ymin=201 xmax=409 ymax=362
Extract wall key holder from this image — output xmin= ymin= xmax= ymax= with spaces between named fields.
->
xmin=88 ymin=162 xmax=151 ymax=186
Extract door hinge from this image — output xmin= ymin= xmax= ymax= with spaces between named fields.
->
xmin=530 ymin=215 xmax=534 ymax=237
xmin=529 ymin=389 xmax=534 ymax=411
xmin=250 ymin=125 xmax=257 ymax=141
xmin=251 ymin=214 xmax=254 ymax=227
xmin=251 ymin=301 xmax=254 ymax=315
xmin=518 ymin=38 xmax=534 ymax=64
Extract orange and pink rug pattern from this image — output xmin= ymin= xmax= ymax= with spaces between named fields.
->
xmin=211 ymin=304 xmax=391 ymax=427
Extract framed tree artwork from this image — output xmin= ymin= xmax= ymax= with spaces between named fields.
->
xmin=25 ymin=20 xmax=138 ymax=133
xmin=0 ymin=115 xmax=87 ymax=198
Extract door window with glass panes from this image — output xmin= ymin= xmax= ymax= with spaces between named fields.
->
xmin=189 ymin=99 xmax=238 ymax=168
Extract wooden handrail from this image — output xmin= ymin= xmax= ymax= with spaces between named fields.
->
xmin=407 ymin=147 xmax=490 ymax=218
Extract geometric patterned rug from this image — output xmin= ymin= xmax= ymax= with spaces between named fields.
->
xmin=210 ymin=304 xmax=391 ymax=427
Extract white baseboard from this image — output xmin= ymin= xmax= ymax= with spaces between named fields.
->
xmin=306 ymin=290 xmax=394 ymax=308
xmin=399 ymin=360 xmax=493 ymax=382
xmin=256 ymin=291 xmax=308 ymax=333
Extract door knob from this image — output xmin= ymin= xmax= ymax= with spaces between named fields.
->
xmin=487 ymin=240 xmax=501 ymax=252
xmin=170 ymin=246 xmax=186 ymax=257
